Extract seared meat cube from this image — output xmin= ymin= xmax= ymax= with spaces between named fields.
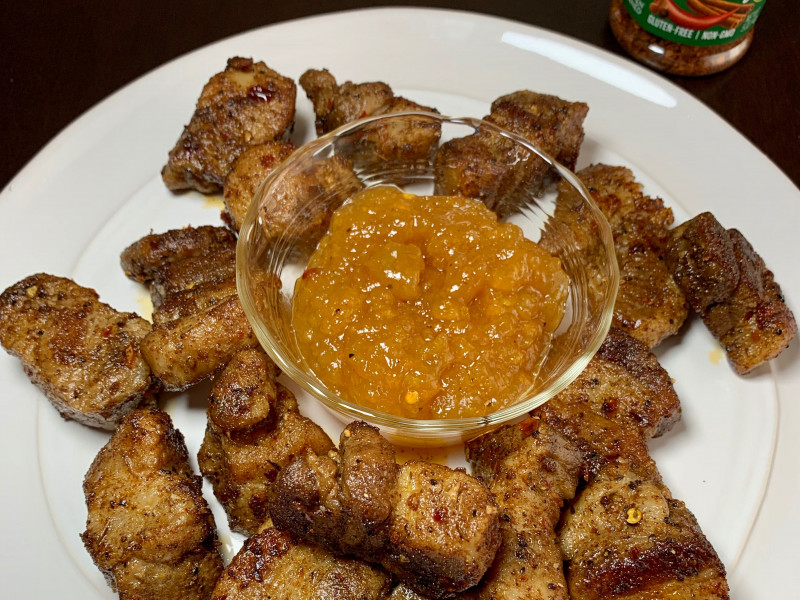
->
xmin=535 ymin=327 xmax=680 ymax=481
xmin=299 ymin=69 xmax=441 ymax=167
xmin=486 ymin=90 xmax=589 ymax=171
xmin=141 ymin=294 xmax=258 ymax=390
xmin=434 ymin=128 xmax=539 ymax=218
xmin=300 ymin=68 xmax=394 ymax=134
xmin=464 ymin=417 xmax=582 ymax=600
xmin=197 ymin=348 xmax=334 ymax=535
xmin=559 ymin=464 xmax=730 ymax=600
xmin=0 ymin=273 xmax=156 ymax=429
xmin=120 ymin=225 xmax=237 ymax=284
xmin=162 ymin=57 xmax=296 ymax=193
xmin=121 ymin=226 xmax=259 ymax=390
xmin=151 ymin=278 xmax=238 ymax=326
xmin=269 ymin=421 xmax=501 ymax=599
xmin=384 ymin=460 xmax=501 ymax=598
xmin=81 ymin=408 xmax=223 ymax=600
xmin=223 ymin=140 xmax=296 ymax=231
xmin=570 ymin=326 xmax=681 ymax=440
xmin=578 ymin=164 xmax=689 ymax=347
xmin=149 ymin=243 xmax=237 ymax=309
xmin=666 ymin=212 xmax=796 ymax=374
xmin=211 ymin=526 xmax=392 ymax=600
xmin=528 ymin=329 xmax=729 ymax=597
xmin=434 ymin=90 xmax=588 ymax=218
xmin=260 ymin=153 xmax=364 ymax=250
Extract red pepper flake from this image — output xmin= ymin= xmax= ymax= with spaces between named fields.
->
xmin=433 ymin=507 xmax=448 ymax=522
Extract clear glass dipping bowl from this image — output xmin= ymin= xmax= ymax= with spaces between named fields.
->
xmin=237 ymin=112 xmax=618 ymax=446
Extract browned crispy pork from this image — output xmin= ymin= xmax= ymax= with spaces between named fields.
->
xmin=299 ymin=69 xmax=441 ymax=168
xmin=197 ymin=348 xmax=334 ymax=535
xmin=269 ymin=421 xmax=501 ymax=599
xmin=536 ymin=327 xmax=680 ymax=481
xmin=120 ymin=226 xmax=258 ymax=390
xmin=666 ymin=211 xmax=796 ymax=374
xmin=162 ymin=56 xmax=296 ymax=193
xmin=0 ymin=273 xmax=156 ymax=429
xmin=434 ymin=90 xmax=588 ymax=218
xmin=577 ymin=164 xmax=689 ymax=348
xmin=258 ymin=153 xmax=364 ymax=251
xmin=530 ymin=328 xmax=729 ymax=598
xmin=559 ymin=464 xmax=730 ymax=600
xmin=464 ymin=417 xmax=582 ymax=600
xmin=486 ymin=90 xmax=589 ymax=171
xmin=211 ymin=526 xmax=393 ymax=600
xmin=81 ymin=408 xmax=223 ymax=600
xmin=223 ymin=140 xmax=296 ymax=231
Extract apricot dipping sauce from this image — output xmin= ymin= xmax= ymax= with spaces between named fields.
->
xmin=291 ymin=186 xmax=569 ymax=419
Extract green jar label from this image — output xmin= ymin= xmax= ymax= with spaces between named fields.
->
xmin=623 ymin=0 xmax=765 ymax=46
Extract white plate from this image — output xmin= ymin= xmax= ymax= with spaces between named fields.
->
xmin=1 ymin=8 xmax=798 ymax=597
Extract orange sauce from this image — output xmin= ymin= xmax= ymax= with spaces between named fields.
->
xmin=292 ymin=186 xmax=568 ymax=419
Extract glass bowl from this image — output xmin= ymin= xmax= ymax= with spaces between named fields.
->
xmin=237 ymin=112 xmax=618 ymax=446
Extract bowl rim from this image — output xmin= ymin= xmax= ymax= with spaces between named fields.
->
xmin=237 ymin=111 xmax=619 ymax=436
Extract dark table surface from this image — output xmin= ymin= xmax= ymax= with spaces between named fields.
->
xmin=2 ymin=0 xmax=798 ymax=192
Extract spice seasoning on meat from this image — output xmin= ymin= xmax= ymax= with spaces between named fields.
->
xmin=609 ymin=0 xmax=766 ymax=75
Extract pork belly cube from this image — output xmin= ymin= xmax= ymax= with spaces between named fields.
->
xmin=577 ymin=164 xmax=688 ymax=348
xmin=559 ymin=465 xmax=729 ymax=600
xmin=141 ymin=293 xmax=258 ymax=391
xmin=82 ymin=408 xmax=223 ymax=600
xmin=487 ymin=90 xmax=588 ymax=171
xmin=223 ymin=140 xmax=296 ymax=232
xmin=0 ymin=273 xmax=156 ymax=429
xmin=198 ymin=348 xmax=334 ymax=535
xmin=435 ymin=90 xmax=588 ymax=219
xmin=120 ymin=225 xmax=237 ymax=285
xmin=299 ymin=68 xmax=441 ymax=168
xmin=385 ymin=461 xmax=502 ymax=599
xmin=211 ymin=526 xmax=392 ymax=600
xmin=121 ymin=226 xmax=259 ymax=390
xmin=666 ymin=212 xmax=796 ymax=374
xmin=260 ymin=154 xmax=364 ymax=251
xmin=463 ymin=418 xmax=581 ymax=600
xmin=162 ymin=56 xmax=296 ymax=193
xmin=269 ymin=421 xmax=501 ymax=599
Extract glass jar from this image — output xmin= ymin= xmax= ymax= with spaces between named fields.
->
xmin=609 ymin=0 xmax=765 ymax=76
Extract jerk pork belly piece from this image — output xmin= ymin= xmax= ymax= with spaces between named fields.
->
xmin=259 ymin=153 xmax=364 ymax=251
xmin=567 ymin=326 xmax=680 ymax=440
xmin=269 ymin=421 xmax=501 ymax=599
xmin=577 ymin=164 xmax=689 ymax=348
xmin=486 ymin=90 xmax=589 ymax=171
xmin=211 ymin=526 xmax=393 ymax=600
xmin=464 ymin=417 xmax=582 ymax=600
xmin=198 ymin=348 xmax=334 ymax=535
xmin=82 ymin=408 xmax=223 ymax=600
xmin=120 ymin=225 xmax=237 ymax=284
xmin=529 ymin=329 xmax=729 ymax=597
xmin=141 ymin=294 xmax=259 ymax=391
xmin=0 ymin=273 xmax=156 ymax=429
xmin=558 ymin=464 xmax=730 ymax=600
xmin=162 ymin=56 xmax=296 ymax=194
xmin=665 ymin=211 xmax=796 ymax=374
xmin=534 ymin=327 xmax=680 ymax=481
xmin=299 ymin=68 xmax=441 ymax=167
xmin=120 ymin=226 xmax=258 ymax=390
xmin=434 ymin=90 xmax=588 ymax=218
xmin=223 ymin=140 xmax=296 ymax=232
